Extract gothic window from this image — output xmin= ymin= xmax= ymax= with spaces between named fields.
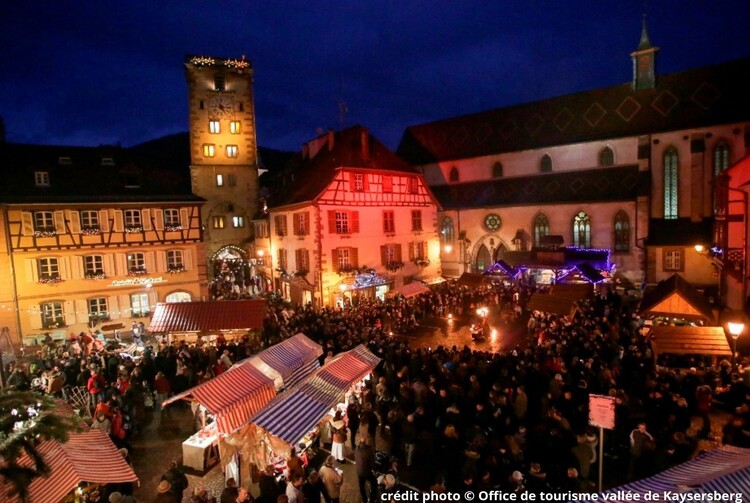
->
xmin=573 ymin=211 xmax=591 ymax=248
xmin=440 ymin=217 xmax=454 ymax=247
xmin=449 ymin=167 xmax=459 ymax=182
xmin=540 ymin=154 xmax=552 ymax=173
xmin=713 ymin=141 xmax=730 ymax=175
xmin=614 ymin=210 xmax=630 ymax=252
xmin=533 ymin=213 xmax=550 ymax=248
xmin=664 ymin=147 xmax=679 ymax=219
xmin=599 ymin=147 xmax=614 ymax=167
xmin=492 ymin=162 xmax=503 ymax=178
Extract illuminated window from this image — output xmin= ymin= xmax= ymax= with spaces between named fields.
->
xmin=34 ymin=211 xmax=54 ymax=231
xmin=713 ymin=141 xmax=730 ymax=175
xmin=441 ymin=217 xmax=454 ymax=247
xmin=130 ymin=293 xmax=150 ymax=317
xmin=127 ymin=253 xmax=146 ymax=273
xmin=212 ymin=216 xmax=225 ymax=229
xmin=124 ymin=209 xmax=141 ymax=227
xmin=80 ymin=210 xmax=99 ymax=228
xmin=203 ymin=144 xmax=215 ymax=157
xmin=216 ymin=174 xmax=224 ymax=186
xmin=540 ymin=154 xmax=552 ymax=173
xmin=40 ymin=302 xmax=64 ymax=329
xmin=38 ymin=257 xmax=60 ymax=279
xmin=335 ymin=211 xmax=349 ymax=234
xmin=336 ymin=248 xmax=351 ymax=271
xmin=383 ymin=211 xmax=395 ymax=233
xmin=230 ymin=121 xmax=241 ymax=134
xmin=533 ymin=213 xmax=550 ymax=248
xmin=34 ymin=171 xmax=50 ymax=187
xmin=664 ymin=249 xmax=683 ymax=271
xmin=614 ymin=210 xmax=630 ymax=252
xmin=411 ymin=210 xmax=423 ymax=231
xmin=599 ymin=147 xmax=614 ymax=167
xmin=410 ymin=241 xmax=428 ymax=260
xmin=232 ymin=216 xmax=245 ymax=228
xmin=381 ymin=243 xmax=401 ymax=265
xmin=664 ymin=147 xmax=679 ymax=219
xmin=209 ymin=120 xmax=220 ymax=134
xmin=84 ymin=255 xmax=104 ymax=276
xmin=164 ymin=209 xmax=180 ymax=227
xmin=572 ymin=211 xmax=591 ymax=248
xmin=226 ymin=145 xmax=238 ymax=158
xmin=214 ymin=75 xmax=225 ymax=91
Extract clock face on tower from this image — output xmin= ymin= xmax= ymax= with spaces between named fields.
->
xmin=208 ymin=95 xmax=237 ymax=118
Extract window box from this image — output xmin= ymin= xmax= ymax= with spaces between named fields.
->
xmin=131 ymin=310 xmax=150 ymax=318
xmin=294 ymin=269 xmax=309 ymax=278
xmin=38 ymin=275 xmax=63 ymax=284
xmin=167 ymin=264 xmax=186 ymax=274
xmin=386 ymin=261 xmax=404 ymax=273
xmin=34 ymin=227 xmax=57 ymax=238
xmin=84 ymin=272 xmax=107 ymax=280
xmin=164 ymin=224 xmax=183 ymax=232
xmin=414 ymin=259 xmax=431 ymax=268
xmin=128 ymin=268 xmax=148 ymax=276
xmin=81 ymin=226 xmax=102 ymax=236
xmin=43 ymin=320 xmax=66 ymax=329
xmin=125 ymin=225 xmax=143 ymax=234
xmin=89 ymin=315 xmax=111 ymax=324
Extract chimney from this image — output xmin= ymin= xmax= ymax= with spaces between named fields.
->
xmin=327 ymin=129 xmax=335 ymax=151
xmin=361 ymin=128 xmax=369 ymax=159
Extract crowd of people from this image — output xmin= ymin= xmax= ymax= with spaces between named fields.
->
xmin=3 ymin=278 xmax=749 ymax=502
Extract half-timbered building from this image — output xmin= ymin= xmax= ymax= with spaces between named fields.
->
xmin=0 ymin=143 xmax=207 ymax=346
xmin=264 ymin=126 xmax=440 ymax=308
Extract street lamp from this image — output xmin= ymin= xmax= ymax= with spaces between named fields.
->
xmin=444 ymin=244 xmax=452 ymax=254
xmin=727 ymin=322 xmax=744 ymax=371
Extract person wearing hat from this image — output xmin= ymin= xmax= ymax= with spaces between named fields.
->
xmin=108 ymin=492 xmax=123 ymax=503
xmin=161 ymin=460 xmax=189 ymax=502
xmin=319 ymin=455 xmax=343 ymax=503
xmin=155 ymin=480 xmax=179 ymax=503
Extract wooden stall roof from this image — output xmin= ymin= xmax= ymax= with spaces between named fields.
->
xmin=551 ymin=283 xmax=594 ymax=300
xmin=457 ymin=272 xmax=486 ymax=288
xmin=640 ymin=274 xmax=716 ymax=324
xmin=650 ymin=325 xmax=731 ymax=356
xmin=149 ymin=299 xmax=266 ymax=334
xmin=527 ymin=292 xmax=578 ymax=316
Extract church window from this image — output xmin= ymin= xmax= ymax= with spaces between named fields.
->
xmin=540 ymin=154 xmax=552 ymax=173
xmin=599 ymin=147 xmax=614 ymax=167
xmin=614 ymin=210 xmax=630 ymax=252
xmin=572 ymin=211 xmax=591 ymax=248
xmin=664 ymin=147 xmax=679 ymax=219
xmin=533 ymin=213 xmax=550 ymax=248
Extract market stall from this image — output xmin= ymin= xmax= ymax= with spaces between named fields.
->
xmin=390 ymin=281 xmax=430 ymax=299
xmin=241 ymin=333 xmax=323 ymax=391
xmin=1 ymin=421 xmax=138 ymax=503
xmin=224 ymin=345 xmax=381 ymax=482
xmin=148 ymin=299 xmax=266 ymax=342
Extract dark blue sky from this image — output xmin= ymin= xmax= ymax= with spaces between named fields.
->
xmin=1 ymin=1 xmax=748 ymax=152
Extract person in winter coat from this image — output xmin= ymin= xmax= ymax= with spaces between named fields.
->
xmin=319 ymin=455 xmax=343 ymax=503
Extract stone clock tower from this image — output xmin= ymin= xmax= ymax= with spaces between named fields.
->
xmin=184 ymin=55 xmax=259 ymax=276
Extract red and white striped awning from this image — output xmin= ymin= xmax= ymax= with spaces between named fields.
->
xmin=163 ymin=361 xmax=276 ymax=434
xmin=2 ymin=428 xmax=138 ymax=503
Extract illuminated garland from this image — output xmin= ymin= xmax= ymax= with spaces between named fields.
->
xmin=225 ymin=57 xmax=250 ymax=70
xmin=167 ymin=264 xmax=186 ymax=274
xmin=164 ymin=224 xmax=183 ymax=232
xmin=81 ymin=226 xmax=102 ymax=236
xmin=34 ymin=228 xmax=56 ymax=238
xmin=128 ymin=268 xmax=148 ymax=276
xmin=38 ymin=275 xmax=63 ymax=284
xmin=190 ymin=56 xmax=216 ymax=66
xmin=124 ymin=225 xmax=143 ymax=234
xmin=84 ymin=272 xmax=107 ymax=280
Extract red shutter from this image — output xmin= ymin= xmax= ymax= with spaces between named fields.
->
xmin=303 ymin=211 xmax=310 ymax=235
xmin=396 ymin=244 xmax=403 ymax=263
xmin=328 ymin=211 xmax=336 ymax=234
xmin=422 ymin=241 xmax=429 ymax=259
xmin=351 ymin=211 xmax=359 ymax=233
xmin=351 ymin=248 xmax=359 ymax=269
xmin=349 ymin=172 xmax=356 ymax=191
xmin=332 ymin=248 xmax=339 ymax=271
xmin=363 ymin=174 xmax=369 ymax=192
xmin=381 ymin=246 xmax=387 ymax=266
xmin=293 ymin=214 xmax=300 ymax=236
xmin=408 ymin=242 xmax=415 ymax=261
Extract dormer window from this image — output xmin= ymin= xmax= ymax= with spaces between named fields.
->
xmin=101 ymin=157 xmax=115 ymax=166
xmin=34 ymin=171 xmax=50 ymax=187
xmin=58 ymin=156 xmax=72 ymax=166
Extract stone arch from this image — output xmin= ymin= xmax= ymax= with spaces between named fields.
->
xmin=471 ymin=234 xmax=509 ymax=271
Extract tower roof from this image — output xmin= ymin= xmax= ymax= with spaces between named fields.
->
xmin=637 ymin=15 xmax=654 ymax=51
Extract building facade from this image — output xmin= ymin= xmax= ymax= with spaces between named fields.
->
xmin=0 ymin=144 xmax=206 ymax=346
xmin=185 ymin=55 xmax=260 ymax=278
xmin=264 ymin=127 xmax=440 ymax=308
xmin=398 ymin=23 xmax=750 ymax=294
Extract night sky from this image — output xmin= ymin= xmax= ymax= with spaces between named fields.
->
xmin=2 ymin=1 xmax=748 ymax=153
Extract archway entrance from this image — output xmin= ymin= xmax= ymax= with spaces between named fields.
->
xmin=210 ymin=246 xmax=265 ymax=299
xmin=475 ymin=244 xmax=492 ymax=272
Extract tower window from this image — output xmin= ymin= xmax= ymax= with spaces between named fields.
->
xmin=713 ymin=141 xmax=730 ymax=175
xmin=232 ymin=216 xmax=245 ymax=228
xmin=614 ymin=210 xmax=630 ymax=252
xmin=540 ymin=154 xmax=552 ymax=173
xmin=226 ymin=145 xmax=238 ymax=158
xmin=599 ymin=147 xmax=614 ymax=167
xmin=203 ymin=144 xmax=215 ymax=157
xmin=209 ymin=120 xmax=220 ymax=134
xmin=230 ymin=121 xmax=241 ymax=134
xmin=664 ymin=147 xmax=679 ymax=219
xmin=214 ymin=75 xmax=225 ymax=91
xmin=212 ymin=216 xmax=225 ymax=229
xmin=449 ymin=167 xmax=459 ymax=182
xmin=533 ymin=213 xmax=550 ymax=248
xmin=492 ymin=162 xmax=503 ymax=178
xmin=573 ymin=211 xmax=591 ymax=248
xmin=216 ymin=174 xmax=224 ymax=187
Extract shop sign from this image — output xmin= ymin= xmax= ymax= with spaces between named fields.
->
xmin=109 ymin=276 xmax=167 ymax=288
xmin=588 ymin=394 xmax=616 ymax=430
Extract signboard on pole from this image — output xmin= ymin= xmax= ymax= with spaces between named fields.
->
xmin=588 ymin=394 xmax=616 ymax=430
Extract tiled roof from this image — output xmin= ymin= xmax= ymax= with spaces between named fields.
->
xmin=431 ymin=165 xmax=648 ymax=209
xmin=646 ymin=218 xmax=713 ymax=246
xmin=149 ymin=299 xmax=266 ymax=333
xmin=398 ymin=57 xmax=750 ymax=164
xmin=268 ymin=125 xmax=419 ymax=208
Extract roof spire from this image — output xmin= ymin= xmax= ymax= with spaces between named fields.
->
xmin=638 ymin=14 xmax=653 ymax=51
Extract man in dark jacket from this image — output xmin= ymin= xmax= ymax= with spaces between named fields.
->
xmin=355 ymin=439 xmax=378 ymax=503
xmin=258 ymin=464 xmax=280 ymax=503
xmin=161 ymin=461 xmax=189 ymax=502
